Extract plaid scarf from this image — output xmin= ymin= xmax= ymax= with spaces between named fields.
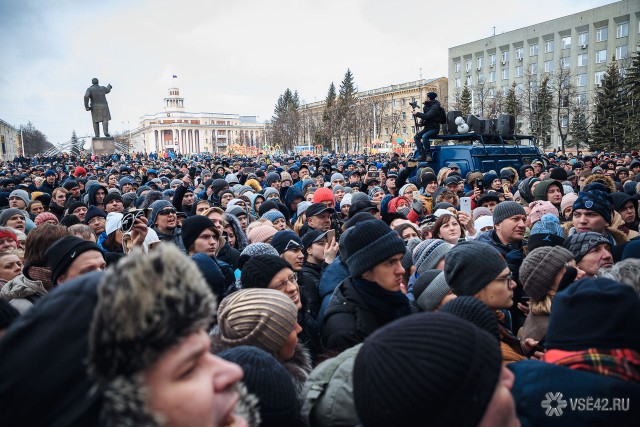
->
xmin=544 ymin=348 xmax=640 ymax=383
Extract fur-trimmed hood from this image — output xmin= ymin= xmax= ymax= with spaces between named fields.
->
xmin=582 ymin=174 xmax=616 ymax=194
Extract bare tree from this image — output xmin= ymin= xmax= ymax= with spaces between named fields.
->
xmin=550 ymin=67 xmax=577 ymax=152
xmin=472 ymin=81 xmax=494 ymax=117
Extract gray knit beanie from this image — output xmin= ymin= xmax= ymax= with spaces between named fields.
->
xmin=520 ymin=246 xmax=574 ymax=302
xmin=344 ymin=220 xmax=406 ymax=278
xmin=492 ymin=201 xmax=526 ymax=225
xmin=415 ymin=271 xmax=451 ymax=312
xmin=445 ymin=241 xmax=508 ymax=296
xmin=563 ymin=231 xmax=611 ymax=263
xmin=412 ymin=239 xmax=452 ymax=275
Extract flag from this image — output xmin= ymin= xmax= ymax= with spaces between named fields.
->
xmin=172 ymin=75 xmax=177 ymax=78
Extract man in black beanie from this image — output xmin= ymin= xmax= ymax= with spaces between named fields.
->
xmin=181 ymin=215 xmax=220 ymax=257
xmin=353 ymin=312 xmax=516 ymax=427
xmin=322 ymin=220 xmax=410 ymax=352
xmin=45 ymin=235 xmax=105 ymax=285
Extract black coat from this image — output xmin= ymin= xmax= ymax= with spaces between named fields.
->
xmin=415 ymin=100 xmax=441 ymax=132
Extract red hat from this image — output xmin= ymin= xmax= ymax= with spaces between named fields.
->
xmin=312 ymin=187 xmax=335 ymax=205
xmin=0 ymin=229 xmax=18 ymax=246
xmin=74 ymin=166 xmax=87 ymax=178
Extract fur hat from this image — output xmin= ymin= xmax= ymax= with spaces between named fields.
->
xmin=88 ymin=245 xmax=217 ymax=425
xmin=217 ymin=288 xmax=298 ymax=355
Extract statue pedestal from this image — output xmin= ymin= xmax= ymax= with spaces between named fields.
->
xmin=91 ymin=137 xmax=115 ymax=156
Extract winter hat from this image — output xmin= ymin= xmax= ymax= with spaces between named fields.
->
xmin=420 ymin=172 xmax=437 ymax=188
xmin=0 ymin=208 xmax=24 ymax=226
xmin=332 ymin=184 xmax=345 ymax=194
xmin=219 ymin=346 xmax=300 ymax=427
xmin=546 ymin=277 xmax=640 ymax=352
xmin=147 ymin=199 xmax=173 ymax=227
xmin=210 ymin=178 xmax=229 ymax=195
xmin=265 ymin=172 xmax=281 ymax=187
xmin=32 ymin=212 xmax=58 ymax=227
xmin=482 ymin=172 xmax=498 ymax=188
xmin=440 ymin=296 xmax=500 ymax=339
xmin=263 ymin=187 xmax=280 ymax=200
xmin=296 ymin=201 xmax=312 ymax=217
xmin=225 ymin=173 xmax=240 ymax=184
xmin=572 ymin=190 xmax=613 ymax=224
xmin=367 ymin=186 xmax=384 ymax=199
xmin=350 ymin=191 xmax=370 ymax=205
xmin=261 ymin=210 xmax=285 ymax=224
xmin=343 ymin=220 xmax=406 ymax=278
xmin=528 ymin=200 xmax=559 ymax=225
xmin=563 ymin=231 xmax=611 ymax=263
xmin=241 ymin=255 xmax=293 ymax=289
xmin=474 ymin=215 xmax=494 ymax=232
xmin=0 ymin=228 xmax=17 ymax=246
xmin=472 ymin=206 xmax=491 ymax=221
xmin=520 ymin=246 xmax=574 ymax=302
xmin=549 ymin=167 xmax=568 ymax=181
xmin=247 ymin=224 xmax=277 ymax=244
xmin=330 ymin=173 xmax=345 ymax=183
xmin=426 ymin=91 xmax=438 ymax=99
xmin=492 ymin=201 xmax=526 ymax=225
xmin=401 ymin=238 xmax=422 ymax=271
xmin=103 ymin=192 xmax=122 ymax=206
xmin=217 ymin=288 xmax=298 ymax=355
xmin=610 ymin=192 xmax=638 ymax=214
xmin=412 ymin=239 xmax=452 ymax=275
xmin=88 ymin=245 xmax=216 ymax=425
xmin=226 ymin=205 xmax=246 ymax=218
xmin=271 ymin=230 xmax=303 ymax=254
xmin=445 ymin=240 xmax=508 ymax=296
xmin=45 ymin=236 xmax=103 ymax=285
xmin=560 ymin=193 xmax=578 ymax=213
xmin=66 ymin=202 xmax=87 ymax=216
xmin=104 ymin=212 xmax=123 ymax=236
xmin=313 ymin=187 xmax=335 ymax=205
xmin=301 ymin=229 xmax=328 ymax=252
xmin=9 ymin=189 xmax=30 ymax=206
xmin=181 ymin=216 xmax=217 ymax=251
xmin=623 ymin=181 xmax=637 ymax=196
xmin=533 ymin=180 xmax=564 ymax=202
xmin=84 ymin=205 xmax=106 ymax=225
xmin=44 ymin=169 xmax=56 ymax=178
xmin=414 ymin=270 xmax=451 ymax=312
xmin=528 ymin=214 xmax=565 ymax=251
xmin=353 ymin=312 xmax=501 ymax=427
xmin=237 ymin=243 xmax=279 ymax=270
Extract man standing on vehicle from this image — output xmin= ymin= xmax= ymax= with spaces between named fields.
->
xmin=412 ymin=92 xmax=441 ymax=162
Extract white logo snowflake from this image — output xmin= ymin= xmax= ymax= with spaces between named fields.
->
xmin=541 ymin=392 xmax=567 ymax=416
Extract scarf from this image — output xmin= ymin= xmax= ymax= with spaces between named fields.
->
xmin=352 ymin=277 xmax=411 ymax=325
xmin=24 ymin=264 xmax=53 ymax=290
xmin=544 ymin=348 xmax=640 ymax=383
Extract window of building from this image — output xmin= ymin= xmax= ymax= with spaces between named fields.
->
xmin=515 ymin=47 xmax=523 ymax=60
xmin=530 ymin=81 xmax=538 ymax=91
xmin=489 ymin=53 xmax=496 ymax=66
xmin=455 ymin=78 xmax=461 ymax=88
xmin=501 ymin=51 xmax=509 ymax=63
xmin=596 ymin=27 xmax=608 ymax=42
xmin=402 ymin=127 xmax=407 ymax=134
xmin=530 ymin=43 xmax=539 ymax=56
xmin=411 ymin=126 xmax=415 ymax=133
xmin=402 ymin=111 xmax=406 ymax=120
xmin=466 ymin=59 xmax=472 ymax=71
xmin=595 ymin=71 xmax=605 ymax=85
xmin=577 ymin=73 xmax=587 ymax=87
xmin=616 ymin=45 xmax=628 ymax=60
xmin=385 ymin=128 xmax=389 ymax=135
xmin=544 ymin=60 xmax=554 ymax=72
xmin=544 ymin=40 xmax=554 ymax=53
xmin=455 ymin=62 xmax=460 ymax=72
xmin=477 ymin=57 xmax=483 ymax=69
xmin=502 ymin=69 xmax=509 ymax=80
xmin=576 ymin=92 xmax=587 ymax=105
xmin=502 ymin=86 xmax=510 ymax=97
xmin=488 ymin=87 xmax=495 ymax=98
xmin=617 ymin=22 xmax=628 ymax=38
xmin=478 ymin=74 xmax=485 ymax=84
xmin=515 ymin=65 xmax=523 ymax=77
xmin=530 ymin=63 xmax=538 ymax=74
xmin=560 ymin=116 xmax=569 ymax=128
xmin=402 ymin=99 xmax=406 ymax=105
xmin=516 ymin=84 xmax=524 ymax=96
xmin=561 ymin=36 xmax=572 ymax=49
xmin=393 ymin=99 xmax=397 ymax=107
xmin=596 ymin=49 xmax=607 ymax=63
xmin=578 ymin=53 xmax=588 ymax=66
xmin=561 ymin=57 xmax=570 ymax=69
xmin=466 ymin=75 xmax=472 ymax=85
xmin=489 ymin=71 xmax=496 ymax=82
xmin=578 ymin=32 xmax=589 ymax=47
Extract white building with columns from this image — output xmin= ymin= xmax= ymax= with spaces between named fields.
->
xmin=132 ymin=85 xmax=265 ymax=155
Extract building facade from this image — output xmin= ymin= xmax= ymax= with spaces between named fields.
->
xmin=299 ymin=77 xmax=448 ymax=152
xmin=132 ymin=86 xmax=265 ymax=155
xmin=448 ymin=0 xmax=639 ymax=148
xmin=0 ymin=119 xmax=19 ymax=161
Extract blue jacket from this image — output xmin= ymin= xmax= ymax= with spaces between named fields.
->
xmin=317 ymin=254 xmax=349 ymax=325
xmin=508 ymin=359 xmax=640 ymax=427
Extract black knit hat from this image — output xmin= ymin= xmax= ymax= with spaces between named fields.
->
xmin=343 ymin=220 xmax=406 ymax=277
xmin=573 ymin=189 xmax=613 ymax=224
xmin=181 ymin=215 xmax=217 ymax=252
xmin=45 ymin=236 xmax=103 ymax=285
xmin=546 ymin=277 xmax=640 ymax=352
xmin=353 ymin=312 xmax=501 ymax=427
xmin=84 ymin=205 xmax=106 ymax=225
xmin=270 ymin=230 xmax=303 ymax=255
xmin=563 ymin=231 xmax=611 ymax=263
xmin=241 ymin=255 xmax=292 ymax=289
xmin=445 ymin=240 xmax=507 ymax=296
xmin=219 ymin=346 xmax=300 ymax=427
xmin=103 ymin=192 xmax=122 ymax=206
xmin=66 ymin=201 xmax=87 ymax=215
xmin=440 ymin=296 xmax=500 ymax=339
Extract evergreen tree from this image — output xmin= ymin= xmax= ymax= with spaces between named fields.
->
xmin=505 ymin=82 xmax=522 ymax=131
xmin=320 ymin=82 xmax=338 ymax=149
xmin=271 ymin=88 xmax=301 ymax=151
xmin=622 ymin=45 xmax=640 ymax=149
xmin=592 ymin=59 xmax=625 ymax=151
xmin=337 ymin=69 xmax=358 ymax=152
xmin=460 ymin=84 xmax=472 ymax=116
xmin=70 ymin=130 xmax=83 ymax=155
xmin=530 ymin=75 xmax=553 ymax=149
xmin=568 ymin=105 xmax=590 ymax=151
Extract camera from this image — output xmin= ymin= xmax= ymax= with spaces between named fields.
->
xmin=409 ymin=101 xmax=419 ymax=110
xmin=120 ymin=209 xmax=150 ymax=233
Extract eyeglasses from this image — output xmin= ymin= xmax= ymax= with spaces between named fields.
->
xmin=157 ymin=208 xmax=177 ymax=216
xmin=273 ymin=273 xmax=298 ymax=291
xmin=494 ymin=273 xmax=514 ymax=286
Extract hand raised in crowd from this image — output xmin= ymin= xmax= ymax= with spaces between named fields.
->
xmin=324 ymin=236 xmax=339 ymax=264
xmin=517 ymin=300 xmax=530 ymax=316
xmin=411 ymin=196 xmax=424 ymax=215
xmin=457 ymin=211 xmax=475 ymax=235
xmin=182 ymin=175 xmax=192 ymax=186
xmin=130 ymin=216 xmax=149 ymax=247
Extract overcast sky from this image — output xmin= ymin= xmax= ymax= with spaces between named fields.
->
xmin=0 ymin=0 xmax=617 ymax=147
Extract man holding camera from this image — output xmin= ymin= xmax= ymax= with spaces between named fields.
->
xmin=412 ymin=92 xmax=441 ymax=162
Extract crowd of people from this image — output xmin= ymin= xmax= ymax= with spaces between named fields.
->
xmin=0 ymin=148 xmax=639 ymax=426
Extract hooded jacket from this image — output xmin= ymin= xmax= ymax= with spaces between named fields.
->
xmin=0 ymin=273 xmax=47 ymax=314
